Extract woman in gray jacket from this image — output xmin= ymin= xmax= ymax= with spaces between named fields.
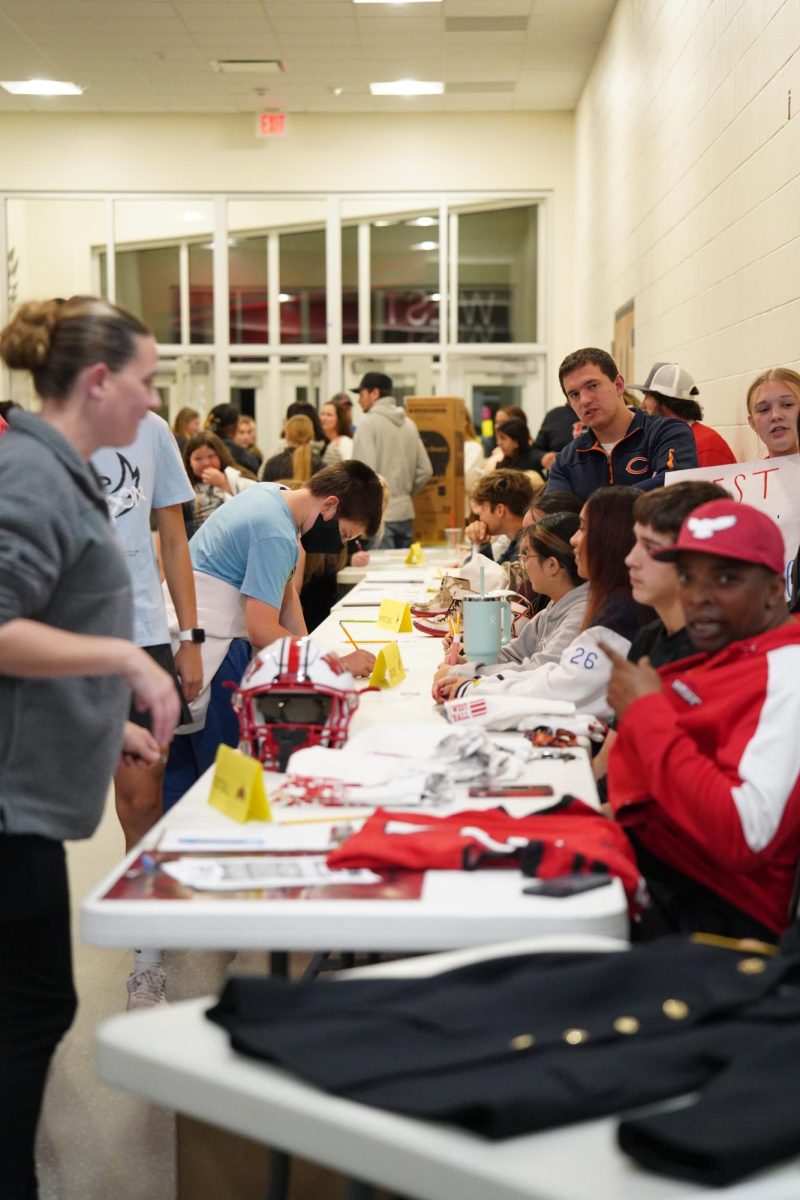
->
xmin=0 ymin=296 xmax=180 ymax=1198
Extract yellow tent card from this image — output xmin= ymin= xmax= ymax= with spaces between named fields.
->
xmin=208 ymin=744 xmax=272 ymax=824
xmin=368 ymin=640 xmax=406 ymax=689
xmin=405 ymin=542 xmax=425 ymax=565
xmin=376 ymin=598 xmax=413 ymax=632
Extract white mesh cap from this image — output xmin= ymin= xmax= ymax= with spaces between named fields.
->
xmin=630 ymin=362 xmax=699 ymax=401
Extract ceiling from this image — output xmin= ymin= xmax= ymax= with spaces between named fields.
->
xmin=0 ymin=0 xmax=616 ymax=115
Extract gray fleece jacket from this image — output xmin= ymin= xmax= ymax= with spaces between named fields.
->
xmin=452 ymin=582 xmax=590 ymax=678
xmin=351 ymin=397 xmax=433 ymax=522
xmin=0 ymin=410 xmax=132 ymax=840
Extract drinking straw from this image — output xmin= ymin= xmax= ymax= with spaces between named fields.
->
xmin=479 ymin=563 xmax=485 ymax=597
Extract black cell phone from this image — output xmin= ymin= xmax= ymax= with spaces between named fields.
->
xmin=522 ymin=874 xmax=612 ymax=898
xmin=468 ymin=784 xmax=554 ymax=798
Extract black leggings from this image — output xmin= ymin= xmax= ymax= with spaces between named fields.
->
xmin=0 ymin=836 xmax=77 ymax=1200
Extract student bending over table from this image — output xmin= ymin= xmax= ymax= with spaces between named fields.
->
xmin=163 ymin=460 xmax=384 ymax=809
xmin=435 ymin=486 xmax=652 ymax=721
xmin=604 ymin=499 xmax=800 ymax=942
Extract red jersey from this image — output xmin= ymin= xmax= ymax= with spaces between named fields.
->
xmin=609 ymin=622 xmax=800 ymax=933
xmin=691 ymin=421 xmax=736 ymax=467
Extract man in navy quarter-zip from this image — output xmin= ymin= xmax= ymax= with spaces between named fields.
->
xmin=546 ymin=347 xmax=697 ymax=503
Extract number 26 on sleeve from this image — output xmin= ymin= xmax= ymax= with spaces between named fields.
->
xmin=568 ymin=646 xmax=597 ymax=670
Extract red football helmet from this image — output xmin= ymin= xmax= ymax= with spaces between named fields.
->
xmin=233 ymin=637 xmax=360 ymax=771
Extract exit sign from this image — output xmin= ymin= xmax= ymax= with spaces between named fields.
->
xmin=256 ymin=112 xmax=287 ymax=137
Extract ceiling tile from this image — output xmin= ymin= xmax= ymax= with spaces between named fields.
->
xmin=0 ymin=0 xmax=615 ymax=113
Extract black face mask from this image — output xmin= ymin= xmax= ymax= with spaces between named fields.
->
xmin=300 ymin=513 xmax=344 ymax=554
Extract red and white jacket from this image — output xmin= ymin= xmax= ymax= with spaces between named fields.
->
xmin=609 ymin=622 xmax=800 ymax=934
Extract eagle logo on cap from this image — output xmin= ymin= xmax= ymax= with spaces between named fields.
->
xmin=687 ymin=514 xmax=737 ymax=540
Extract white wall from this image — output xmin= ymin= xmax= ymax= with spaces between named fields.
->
xmin=0 ymin=111 xmax=576 ymax=377
xmin=574 ymin=0 xmax=800 ymax=458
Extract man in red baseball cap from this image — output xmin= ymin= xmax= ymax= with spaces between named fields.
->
xmin=601 ymin=499 xmax=800 ymax=942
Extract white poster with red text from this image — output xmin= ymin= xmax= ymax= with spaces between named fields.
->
xmin=666 ymin=455 xmax=800 ymax=597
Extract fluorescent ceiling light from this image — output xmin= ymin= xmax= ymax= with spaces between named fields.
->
xmin=279 ymin=293 xmax=293 ymax=302
xmin=211 ymin=59 xmax=283 ymax=74
xmin=410 ymin=240 xmax=438 ymax=251
xmin=430 ymin=293 xmax=441 ymax=301
xmin=406 ymin=216 xmax=438 ymax=227
xmin=370 ymin=79 xmax=443 ymax=96
xmin=1 ymin=79 xmax=83 ymax=96
xmin=373 ymin=219 xmax=394 ymax=227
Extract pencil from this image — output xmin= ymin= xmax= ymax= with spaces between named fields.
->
xmin=339 ymin=620 xmax=360 ymax=650
xmin=339 ymin=639 xmax=392 ymax=645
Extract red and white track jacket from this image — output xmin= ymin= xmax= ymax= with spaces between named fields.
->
xmin=609 ymin=621 xmax=800 ymax=934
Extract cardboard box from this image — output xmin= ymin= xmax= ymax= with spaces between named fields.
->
xmin=406 ymin=396 xmax=465 ymax=543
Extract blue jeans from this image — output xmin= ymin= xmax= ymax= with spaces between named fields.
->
xmin=163 ymin=637 xmax=252 ymax=812
xmin=378 ymin=519 xmax=414 ymax=549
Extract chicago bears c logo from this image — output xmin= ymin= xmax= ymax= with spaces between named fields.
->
xmin=625 ymin=456 xmax=650 ymax=476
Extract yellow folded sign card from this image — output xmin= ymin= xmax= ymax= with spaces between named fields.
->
xmin=376 ymin=598 xmax=413 ymax=632
xmin=208 ymin=744 xmax=272 ymax=824
xmin=368 ymin=640 xmax=406 ymax=689
xmin=405 ymin=542 xmax=425 ymax=565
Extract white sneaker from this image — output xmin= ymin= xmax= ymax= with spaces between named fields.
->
xmin=126 ymin=964 xmax=167 ymax=1010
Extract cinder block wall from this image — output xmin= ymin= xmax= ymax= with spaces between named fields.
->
xmin=574 ymin=0 xmax=800 ymax=459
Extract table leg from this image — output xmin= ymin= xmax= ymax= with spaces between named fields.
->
xmin=346 ymin=1181 xmax=375 ymax=1200
xmin=265 ymin=1150 xmax=291 ymax=1200
xmin=269 ymin=951 xmax=289 ymax=978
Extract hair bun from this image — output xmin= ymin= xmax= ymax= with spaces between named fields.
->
xmin=0 ymin=299 xmax=61 ymax=371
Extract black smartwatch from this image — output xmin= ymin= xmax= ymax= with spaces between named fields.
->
xmin=178 ymin=628 xmax=206 ymax=644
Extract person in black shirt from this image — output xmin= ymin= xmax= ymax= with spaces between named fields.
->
xmin=593 ymin=479 xmax=730 ymax=793
xmin=495 ymin=418 xmax=541 ymax=474
xmin=624 ymin=481 xmax=731 ymax=665
xmin=529 ymin=402 xmax=576 ymax=474
xmin=206 ymin=402 xmax=260 ymax=475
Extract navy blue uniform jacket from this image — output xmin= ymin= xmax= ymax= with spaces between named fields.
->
xmin=209 ymin=933 xmax=800 ymax=1187
xmin=545 ymin=409 xmax=698 ymax=502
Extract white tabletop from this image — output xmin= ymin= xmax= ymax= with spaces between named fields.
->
xmin=337 ymin=545 xmax=459 ymax=587
xmin=80 ymin=551 xmax=628 ymax=952
xmin=80 ymin=754 xmax=625 ymax=950
xmin=96 ymin=973 xmax=800 ymax=1200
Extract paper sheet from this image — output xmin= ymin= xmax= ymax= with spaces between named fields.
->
xmin=161 ymin=855 xmax=381 ymax=891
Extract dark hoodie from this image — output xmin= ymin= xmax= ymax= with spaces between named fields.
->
xmin=0 ymin=410 xmax=132 ymax=839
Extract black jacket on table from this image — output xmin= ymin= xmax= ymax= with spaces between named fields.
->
xmin=208 ymin=932 xmax=800 ymax=1187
